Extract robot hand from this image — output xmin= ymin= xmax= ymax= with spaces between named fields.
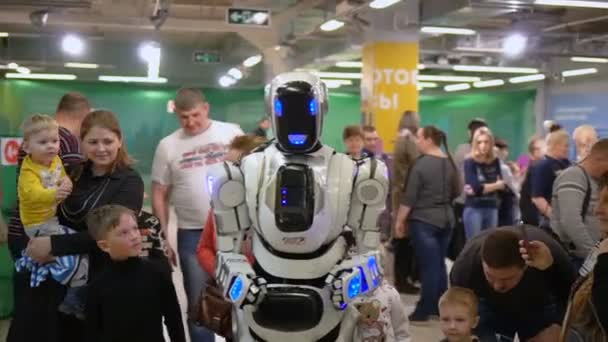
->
xmin=216 ymin=252 xmax=267 ymax=308
xmin=325 ymin=266 xmax=363 ymax=310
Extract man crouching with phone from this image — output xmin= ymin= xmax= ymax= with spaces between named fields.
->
xmin=450 ymin=226 xmax=576 ymax=341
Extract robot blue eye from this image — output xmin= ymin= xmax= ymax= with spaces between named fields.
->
xmin=281 ymin=188 xmax=287 ymax=195
xmin=288 ymin=134 xmax=308 ymax=145
xmin=347 ymin=272 xmax=362 ymax=300
xmin=308 ymin=99 xmax=317 ymax=116
xmin=274 ymin=99 xmax=283 ymax=117
xmin=229 ymin=276 xmax=244 ymax=302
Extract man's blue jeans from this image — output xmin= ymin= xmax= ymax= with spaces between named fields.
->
xmin=177 ymin=229 xmax=215 ymax=342
xmin=463 ymin=206 xmax=498 ymax=240
xmin=409 ymin=220 xmax=452 ymax=318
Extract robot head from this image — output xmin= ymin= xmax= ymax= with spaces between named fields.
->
xmin=266 ymin=72 xmax=328 ymax=153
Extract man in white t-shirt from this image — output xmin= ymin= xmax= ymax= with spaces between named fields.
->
xmin=151 ymin=87 xmax=243 ymax=342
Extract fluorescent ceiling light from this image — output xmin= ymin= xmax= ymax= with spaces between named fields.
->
xmin=64 ymin=62 xmax=99 ymax=69
xmin=7 ymin=62 xmax=18 ymax=69
xmin=336 ymin=61 xmax=363 ymax=68
xmin=473 ymin=79 xmax=505 ymax=88
xmin=454 ymin=46 xmax=503 ymax=53
xmin=535 ymin=0 xmax=608 ymax=9
xmin=314 ymin=72 xmax=362 ymax=79
xmin=335 ymin=61 xmax=426 ymax=70
xmin=6 ymin=73 xmax=77 ymax=80
xmin=421 ymin=26 xmax=477 ymax=35
xmin=453 ymin=65 xmax=538 ymax=73
xmin=323 ymin=79 xmax=353 ymax=88
xmin=562 ymin=68 xmax=598 ymax=77
xmin=320 ymin=19 xmax=344 ymax=32
xmin=16 ymin=66 xmax=30 ymax=74
xmin=227 ymin=68 xmax=243 ymax=80
xmin=62 ymin=34 xmax=85 ymax=56
xmin=571 ymin=56 xmax=608 ymax=63
xmin=219 ymin=75 xmax=237 ymax=87
xmin=509 ymin=74 xmax=546 ymax=83
xmin=369 ymin=0 xmax=401 ymax=9
xmin=243 ymin=54 xmax=262 ymax=67
xmin=444 ymin=83 xmax=471 ymax=92
xmin=99 ymin=76 xmax=167 ymax=83
xmin=418 ymin=75 xmax=481 ymax=82
xmin=0 ymin=32 xmax=8 ymax=37
xmin=418 ymin=82 xmax=439 ymax=88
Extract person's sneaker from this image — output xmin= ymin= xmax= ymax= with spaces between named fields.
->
xmin=408 ymin=312 xmax=432 ymax=326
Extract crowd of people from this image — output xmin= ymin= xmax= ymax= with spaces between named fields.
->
xmin=0 ymin=86 xmax=606 ymax=342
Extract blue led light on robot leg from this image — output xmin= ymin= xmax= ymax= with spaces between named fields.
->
xmin=288 ymin=134 xmax=308 ymax=145
xmin=229 ymin=275 xmax=245 ymax=303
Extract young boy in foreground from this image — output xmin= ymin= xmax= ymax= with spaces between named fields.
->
xmin=439 ymin=287 xmax=480 ymax=342
xmin=85 ymin=204 xmax=185 ymax=342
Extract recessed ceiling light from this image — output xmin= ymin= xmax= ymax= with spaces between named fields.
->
xmin=444 ymin=83 xmax=471 ymax=92
xmin=453 ymin=65 xmax=538 ymax=73
xmin=509 ymin=74 xmax=546 ymax=83
xmin=561 ymin=68 xmax=598 ymax=77
xmin=421 ymin=26 xmax=476 ymax=35
xmin=473 ymin=79 xmax=505 ymax=88
xmin=571 ymin=56 xmax=608 ymax=63
xmin=320 ymin=19 xmax=344 ymax=32
xmin=535 ymin=0 xmax=608 ymax=9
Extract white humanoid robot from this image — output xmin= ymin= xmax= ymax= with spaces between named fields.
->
xmin=207 ymin=72 xmax=389 ymax=341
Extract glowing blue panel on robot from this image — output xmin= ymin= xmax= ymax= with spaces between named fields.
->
xmin=309 ymin=99 xmax=317 ymax=116
xmin=229 ymin=276 xmax=244 ymax=302
xmin=347 ymin=272 xmax=362 ymax=300
xmin=207 ymin=176 xmax=214 ymax=196
xmin=357 ymin=266 xmax=369 ymax=294
xmin=288 ymin=134 xmax=308 ymax=145
xmin=274 ymin=99 xmax=283 ymax=117
xmin=368 ymin=256 xmax=380 ymax=287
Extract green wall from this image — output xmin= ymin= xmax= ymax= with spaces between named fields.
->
xmin=0 ymin=80 xmax=535 ymax=215
xmin=420 ymin=89 xmax=537 ymax=157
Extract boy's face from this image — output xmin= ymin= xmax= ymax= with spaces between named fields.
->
xmin=345 ymin=136 xmax=363 ymax=156
xmin=24 ymin=128 xmax=60 ymax=166
xmin=440 ymin=303 xmax=479 ymax=342
xmin=98 ymin=213 xmax=142 ymax=261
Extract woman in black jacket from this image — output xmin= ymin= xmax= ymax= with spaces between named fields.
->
xmin=8 ymin=110 xmax=144 ymax=342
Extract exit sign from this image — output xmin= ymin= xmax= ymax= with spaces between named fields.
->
xmin=193 ymin=51 xmax=221 ymax=64
xmin=227 ymin=8 xmax=270 ymax=27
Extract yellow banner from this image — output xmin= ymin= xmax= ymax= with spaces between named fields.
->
xmin=361 ymin=41 xmax=419 ymax=153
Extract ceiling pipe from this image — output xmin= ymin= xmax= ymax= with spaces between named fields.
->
xmin=543 ymin=14 xmax=608 ymax=33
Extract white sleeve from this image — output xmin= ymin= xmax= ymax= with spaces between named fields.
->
xmin=151 ymin=139 xmax=172 ymax=186
xmin=389 ymin=287 xmax=411 ymax=341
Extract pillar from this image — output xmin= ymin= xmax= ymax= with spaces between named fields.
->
xmin=360 ymin=2 xmax=419 ymax=153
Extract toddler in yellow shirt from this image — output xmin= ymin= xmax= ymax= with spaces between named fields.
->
xmin=16 ymin=114 xmax=88 ymax=319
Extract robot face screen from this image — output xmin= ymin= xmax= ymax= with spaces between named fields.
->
xmin=274 ymin=81 xmax=319 ymax=152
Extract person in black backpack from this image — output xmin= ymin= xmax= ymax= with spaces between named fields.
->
xmin=551 ymin=139 xmax=608 ymax=268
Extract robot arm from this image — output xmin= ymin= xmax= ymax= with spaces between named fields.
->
xmin=207 ymin=161 xmax=266 ymax=307
xmin=207 ymin=160 xmax=251 ymax=254
xmin=347 ymin=158 xmax=389 ymax=253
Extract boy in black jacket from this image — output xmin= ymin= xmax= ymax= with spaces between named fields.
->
xmin=85 ymin=204 xmax=185 ymax=342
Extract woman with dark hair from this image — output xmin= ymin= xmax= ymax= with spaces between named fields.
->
xmin=8 ymin=110 xmax=144 ymax=342
xmin=394 ymin=125 xmax=460 ymax=324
